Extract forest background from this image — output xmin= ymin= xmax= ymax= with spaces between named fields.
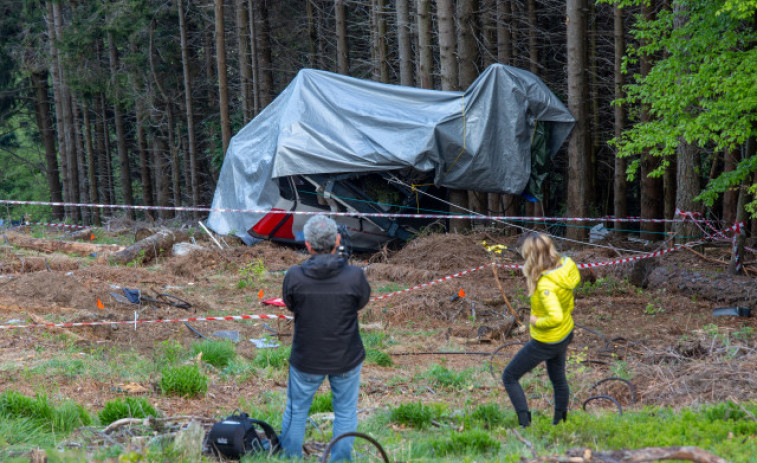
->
xmin=0 ymin=0 xmax=755 ymax=244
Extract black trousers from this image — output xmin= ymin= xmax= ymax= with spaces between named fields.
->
xmin=502 ymin=331 xmax=573 ymax=413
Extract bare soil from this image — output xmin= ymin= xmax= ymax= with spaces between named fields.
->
xmin=0 ymin=227 xmax=755 ymax=432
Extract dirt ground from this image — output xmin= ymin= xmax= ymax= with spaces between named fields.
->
xmin=0 ymin=226 xmax=756 ymax=432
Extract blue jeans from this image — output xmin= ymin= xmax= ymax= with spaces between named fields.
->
xmin=280 ymin=363 xmax=362 ymax=461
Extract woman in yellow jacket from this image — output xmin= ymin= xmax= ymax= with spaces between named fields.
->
xmin=503 ymin=233 xmax=581 ymax=427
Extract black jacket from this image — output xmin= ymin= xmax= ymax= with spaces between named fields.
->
xmin=282 ymin=254 xmax=371 ymax=375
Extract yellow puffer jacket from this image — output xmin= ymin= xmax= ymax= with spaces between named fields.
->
xmin=529 ymin=257 xmax=581 ymax=343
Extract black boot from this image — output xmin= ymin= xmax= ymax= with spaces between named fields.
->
xmin=552 ymin=409 xmax=567 ymax=425
xmin=517 ymin=411 xmax=532 ymax=427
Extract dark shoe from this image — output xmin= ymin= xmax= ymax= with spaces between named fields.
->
xmin=517 ymin=411 xmax=532 ymax=427
xmin=552 ymin=409 xmax=567 ymax=425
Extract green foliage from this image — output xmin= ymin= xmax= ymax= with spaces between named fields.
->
xmin=362 ymin=330 xmax=388 ymax=348
xmin=0 ymin=390 xmax=91 ymax=434
xmin=576 ymin=277 xmax=632 ymax=297
xmin=601 ymin=0 xmax=757 ymax=216
xmin=252 ymin=346 xmax=291 ymax=370
xmin=309 ymin=392 xmax=333 ymax=414
xmin=365 ymin=348 xmax=393 ymax=367
xmin=429 ymin=429 xmax=501 ymax=457
xmin=389 ymin=401 xmax=436 ymax=429
xmin=159 ymin=365 xmax=208 ymax=398
xmin=98 ymin=397 xmax=158 ymax=425
xmin=191 ymin=339 xmax=236 ymax=369
xmin=238 ymin=259 xmax=267 ymax=289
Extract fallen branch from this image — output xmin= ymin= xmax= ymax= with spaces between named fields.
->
xmin=491 ymin=264 xmax=520 ymax=323
xmin=102 ymin=417 xmax=151 ymax=434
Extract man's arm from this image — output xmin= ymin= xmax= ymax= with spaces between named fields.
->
xmin=356 ymin=270 xmax=371 ymax=310
xmin=282 ymin=267 xmax=296 ymax=313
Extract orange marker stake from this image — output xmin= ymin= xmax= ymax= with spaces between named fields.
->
xmin=458 ymin=288 xmax=466 ymax=298
xmin=258 ymin=290 xmax=265 ymax=300
xmin=97 ymin=298 xmax=105 ymax=309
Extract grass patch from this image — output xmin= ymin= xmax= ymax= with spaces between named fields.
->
xmin=389 ymin=401 xmax=443 ymax=429
xmin=160 ymin=365 xmax=208 ymax=398
xmin=191 ymin=339 xmax=236 ymax=368
xmin=252 ymin=346 xmax=291 ymax=369
xmin=309 ymin=392 xmax=333 ymax=414
xmin=98 ymin=397 xmax=158 ymax=425
xmin=365 ymin=348 xmax=393 ymax=367
xmin=469 ymin=403 xmax=509 ymax=428
xmin=0 ymin=390 xmax=91 ymax=435
xmin=428 ymin=429 xmax=501 ymax=457
xmin=423 ymin=364 xmax=471 ymax=390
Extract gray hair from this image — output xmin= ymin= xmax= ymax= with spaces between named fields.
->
xmin=304 ymin=215 xmax=338 ymax=253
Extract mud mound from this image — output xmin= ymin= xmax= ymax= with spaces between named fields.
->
xmin=388 ymin=233 xmax=511 ymax=273
xmin=0 ymin=271 xmax=106 ymax=313
xmin=364 ymin=263 xmax=438 ymax=285
xmin=0 ymin=254 xmax=82 ymax=273
xmin=164 ymin=242 xmax=305 ymax=279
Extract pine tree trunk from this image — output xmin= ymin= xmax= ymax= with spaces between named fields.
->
xmin=497 ymin=0 xmax=513 ymax=64
xmin=722 ymin=149 xmax=739 ymax=225
xmin=214 ymin=0 xmax=232 ymax=157
xmin=416 ymin=0 xmax=433 ymax=89
xmin=372 ymin=0 xmax=389 ymax=83
xmin=81 ymin=99 xmax=101 ymax=226
xmin=307 ymin=0 xmax=318 ymax=67
xmin=613 ymin=5 xmax=627 ymax=235
xmin=438 ymin=0 xmax=469 ymax=231
xmin=108 ymin=32 xmax=135 ymax=219
xmin=30 ymin=71 xmax=64 ymax=221
xmin=71 ymin=95 xmax=89 ymax=224
xmin=255 ymin=0 xmax=275 ymax=108
xmin=396 ymin=0 xmax=414 ymax=86
xmin=480 ymin=0 xmax=496 ymax=67
xmin=154 ymin=136 xmax=171 ymax=220
xmin=248 ymin=0 xmax=260 ymax=114
xmin=524 ymin=0 xmax=540 ymax=221
xmin=639 ymin=2 xmax=663 ymax=240
xmin=178 ymin=0 xmax=200 ymax=212
xmin=675 ymin=141 xmax=700 ymax=242
xmin=235 ymin=0 xmax=253 ymax=120
xmin=97 ymin=92 xmax=113 ymax=206
xmin=135 ymin=102 xmax=153 ymax=208
xmin=335 ymin=0 xmax=349 ymax=74
xmin=566 ymin=0 xmax=589 ymax=240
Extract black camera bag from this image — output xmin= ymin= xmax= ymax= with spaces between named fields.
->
xmin=206 ymin=412 xmax=280 ymax=459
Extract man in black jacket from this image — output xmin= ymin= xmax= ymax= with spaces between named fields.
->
xmin=279 ymin=215 xmax=371 ymax=461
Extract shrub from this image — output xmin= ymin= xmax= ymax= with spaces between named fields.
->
xmin=99 ymin=397 xmax=158 ymax=425
xmin=309 ymin=392 xmax=333 ymax=414
xmin=389 ymin=401 xmax=435 ymax=429
xmin=365 ymin=348 xmax=393 ymax=367
xmin=191 ymin=339 xmax=236 ymax=368
xmin=430 ymin=429 xmax=501 ymax=456
xmin=160 ymin=365 xmax=208 ymax=398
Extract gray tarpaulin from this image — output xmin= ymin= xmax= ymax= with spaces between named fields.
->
xmin=207 ymin=64 xmax=574 ymax=239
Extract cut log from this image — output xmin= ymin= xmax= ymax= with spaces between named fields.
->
xmin=3 ymin=231 xmax=123 ymax=257
xmin=106 ymin=229 xmax=188 ymax=265
xmin=60 ymin=227 xmax=94 ymax=241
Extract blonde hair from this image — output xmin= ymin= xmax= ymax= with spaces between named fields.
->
xmin=521 ymin=233 xmax=562 ymax=295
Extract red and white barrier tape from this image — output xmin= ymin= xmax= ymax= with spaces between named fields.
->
xmin=370 ymin=264 xmax=492 ymax=302
xmin=34 ymin=222 xmax=88 ymax=229
xmin=0 ymin=199 xmax=701 ymax=224
xmin=0 ymin=313 xmax=291 ymax=330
